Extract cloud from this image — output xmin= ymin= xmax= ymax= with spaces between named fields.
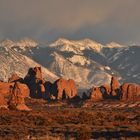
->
xmin=0 ymin=0 xmax=140 ymax=44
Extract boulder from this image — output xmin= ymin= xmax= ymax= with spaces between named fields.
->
xmin=90 ymin=87 xmax=103 ymax=101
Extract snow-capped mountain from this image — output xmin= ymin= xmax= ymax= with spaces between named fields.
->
xmin=106 ymin=42 xmax=126 ymax=48
xmin=0 ymin=38 xmax=38 ymax=51
xmin=0 ymin=37 xmax=140 ymax=90
xmin=0 ymin=42 xmax=58 ymax=82
xmin=24 ymin=38 xmax=120 ymax=89
xmin=102 ymin=46 xmax=140 ymax=83
xmin=49 ymin=38 xmax=104 ymax=54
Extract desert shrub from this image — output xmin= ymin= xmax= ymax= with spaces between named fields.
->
xmin=78 ymin=111 xmax=93 ymax=125
xmin=114 ymin=114 xmax=126 ymax=121
xmin=76 ymin=126 xmax=91 ymax=140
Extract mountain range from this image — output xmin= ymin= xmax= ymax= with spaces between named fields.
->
xmin=0 ymin=38 xmax=139 ymax=90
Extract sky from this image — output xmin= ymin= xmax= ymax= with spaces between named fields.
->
xmin=0 ymin=0 xmax=140 ymax=44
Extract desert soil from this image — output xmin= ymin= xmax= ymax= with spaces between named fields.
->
xmin=0 ymin=98 xmax=140 ymax=140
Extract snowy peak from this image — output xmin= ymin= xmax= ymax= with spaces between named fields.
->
xmin=106 ymin=42 xmax=126 ymax=48
xmin=50 ymin=38 xmax=72 ymax=46
xmin=49 ymin=38 xmax=104 ymax=54
xmin=0 ymin=38 xmax=38 ymax=50
xmin=0 ymin=39 xmax=15 ymax=48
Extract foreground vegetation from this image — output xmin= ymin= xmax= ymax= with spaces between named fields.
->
xmin=0 ymin=98 xmax=140 ymax=140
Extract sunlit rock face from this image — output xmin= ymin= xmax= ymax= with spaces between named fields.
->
xmin=0 ymin=80 xmax=30 ymax=110
xmin=121 ymin=83 xmax=140 ymax=101
xmin=8 ymin=82 xmax=30 ymax=111
xmin=88 ymin=76 xmax=140 ymax=102
xmin=50 ymin=78 xmax=77 ymax=100
xmin=90 ymin=87 xmax=103 ymax=101
xmin=0 ymin=94 xmax=7 ymax=107
xmin=110 ymin=77 xmax=120 ymax=96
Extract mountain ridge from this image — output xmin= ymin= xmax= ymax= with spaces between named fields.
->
xmin=0 ymin=37 xmax=139 ymax=90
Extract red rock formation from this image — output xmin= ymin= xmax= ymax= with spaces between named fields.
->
xmin=51 ymin=78 xmax=77 ymax=100
xmin=0 ymin=80 xmax=30 ymax=110
xmin=24 ymin=67 xmax=45 ymax=98
xmin=121 ymin=83 xmax=140 ymax=101
xmin=40 ymin=84 xmax=45 ymax=93
xmin=110 ymin=77 xmax=120 ymax=96
xmin=67 ymin=79 xmax=77 ymax=98
xmin=8 ymin=73 xmax=23 ymax=83
xmin=34 ymin=67 xmax=42 ymax=80
xmin=100 ymin=84 xmax=111 ymax=95
xmin=90 ymin=87 xmax=103 ymax=101
xmin=24 ymin=67 xmax=43 ymax=81
xmin=89 ymin=77 xmax=120 ymax=101
xmin=15 ymin=82 xmax=30 ymax=98
xmin=0 ymin=81 xmax=29 ymax=98
xmin=0 ymin=82 xmax=14 ymax=97
xmin=0 ymin=94 xmax=7 ymax=108
xmin=8 ymin=82 xmax=30 ymax=110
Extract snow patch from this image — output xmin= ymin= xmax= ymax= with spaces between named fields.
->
xmin=68 ymin=55 xmax=90 ymax=66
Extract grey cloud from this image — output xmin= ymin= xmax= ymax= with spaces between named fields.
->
xmin=0 ymin=0 xmax=140 ymax=44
